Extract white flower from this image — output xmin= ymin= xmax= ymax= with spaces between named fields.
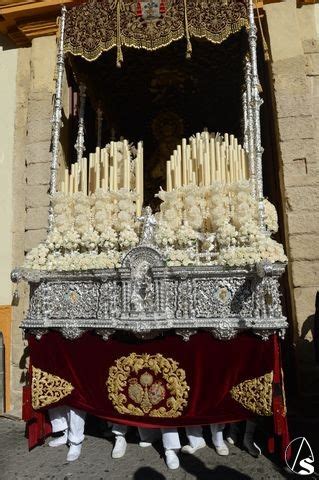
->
xmin=80 ymin=229 xmax=100 ymax=251
xmin=119 ymin=227 xmax=138 ymax=249
xmin=155 ymin=222 xmax=176 ymax=247
xmin=99 ymin=227 xmax=118 ymax=250
xmin=176 ymin=224 xmax=199 ymax=247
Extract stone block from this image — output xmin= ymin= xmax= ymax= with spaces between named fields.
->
xmin=289 ymin=234 xmax=319 ymax=261
xmin=25 ymin=206 xmax=48 ymax=230
xmin=272 ymin=56 xmax=306 ymax=77
xmin=285 ymin=185 xmax=319 ymax=211
xmin=25 ymin=185 xmax=49 ymax=208
xmin=274 ymin=73 xmax=309 ymax=96
xmin=25 ymin=141 xmax=50 ymax=165
xmin=294 ymin=287 xmax=318 ymax=340
xmin=292 ymin=263 xmax=319 ymax=288
xmin=25 ymin=229 xmax=47 ymax=252
xmin=279 ymin=138 xmax=318 ymax=164
xmin=303 ymin=39 xmax=319 ymax=54
xmin=26 ymin=162 xmax=50 ymax=186
xmin=310 ymin=75 xmax=319 ymax=97
xmin=278 ymin=116 xmax=314 ymax=141
xmin=305 ymin=53 xmax=319 ymax=76
xmin=11 ymin=232 xmax=26 ymax=267
xmin=275 ymin=93 xmax=312 ymax=118
xmin=26 ymin=108 xmax=52 ymax=144
xmin=287 ymin=211 xmax=319 ymax=234
xmin=31 ymin=36 xmax=56 ymax=93
xmin=283 ymin=161 xmax=319 ymax=187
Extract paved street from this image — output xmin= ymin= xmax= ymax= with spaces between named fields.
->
xmin=0 ymin=416 xmax=293 ymax=480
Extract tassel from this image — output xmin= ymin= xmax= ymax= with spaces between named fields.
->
xmin=116 ymin=0 xmax=123 ymax=67
xmin=186 ymin=38 xmax=192 ymax=59
xmin=116 ymin=44 xmax=123 ymax=68
xmin=136 ymin=0 xmax=142 ymax=17
xmin=183 ymin=0 xmax=192 ymax=59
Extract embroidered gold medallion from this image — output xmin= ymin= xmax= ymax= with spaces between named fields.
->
xmin=107 ymin=353 xmax=189 ymax=417
xmin=31 ymin=366 xmax=74 ymax=410
xmin=230 ymin=372 xmax=273 ymax=416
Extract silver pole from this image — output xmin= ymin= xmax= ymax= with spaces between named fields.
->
xmin=247 ymin=0 xmax=265 ymax=229
xmin=242 ymin=90 xmax=248 ymax=152
xmin=245 ymin=57 xmax=256 ymax=197
xmin=74 ymin=83 xmax=87 ymax=162
xmin=49 ymin=6 xmax=67 ymax=230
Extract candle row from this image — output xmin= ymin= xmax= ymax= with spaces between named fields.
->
xmin=166 ymin=132 xmax=249 ymax=191
xmin=59 ymin=140 xmax=144 ymax=215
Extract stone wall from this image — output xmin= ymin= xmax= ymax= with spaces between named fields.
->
xmin=10 ymin=36 xmax=56 ymax=415
xmin=264 ymin=0 xmax=319 ymax=407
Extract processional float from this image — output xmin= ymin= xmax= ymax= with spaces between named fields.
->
xmin=12 ymin=0 xmax=289 ymax=456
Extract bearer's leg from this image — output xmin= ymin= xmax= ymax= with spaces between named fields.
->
xmin=210 ymin=423 xmax=229 ymax=456
xmin=66 ymin=408 xmax=87 ymax=462
xmin=111 ymin=423 xmax=128 ymax=459
xmin=161 ymin=428 xmax=181 ymax=470
xmin=48 ymin=405 xmax=69 ymax=447
xmin=182 ymin=426 xmax=206 ymax=454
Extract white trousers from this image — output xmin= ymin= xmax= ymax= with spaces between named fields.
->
xmin=112 ymin=423 xmax=128 ymax=436
xmin=49 ymin=406 xmax=86 ymax=444
xmin=185 ymin=426 xmax=204 ymax=448
xmin=138 ymin=427 xmax=181 ymax=450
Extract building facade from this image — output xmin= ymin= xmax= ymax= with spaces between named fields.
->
xmin=0 ymin=0 xmax=318 ymax=416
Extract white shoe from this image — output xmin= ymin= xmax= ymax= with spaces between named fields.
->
xmin=214 ymin=442 xmax=229 ymax=456
xmin=139 ymin=441 xmax=152 ymax=448
xmin=165 ymin=449 xmax=180 ymax=470
xmin=226 ymin=436 xmax=235 ymax=445
xmin=67 ymin=443 xmax=82 ymax=462
xmin=181 ymin=440 xmax=206 ymax=454
xmin=48 ymin=431 xmax=68 ymax=447
xmin=112 ymin=436 xmax=127 ymax=458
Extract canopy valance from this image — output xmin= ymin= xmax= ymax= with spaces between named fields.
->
xmin=64 ymin=0 xmax=248 ymax=64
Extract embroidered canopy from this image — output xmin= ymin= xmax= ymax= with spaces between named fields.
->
xmin=64 ymin=0 xmax=248 ymax=64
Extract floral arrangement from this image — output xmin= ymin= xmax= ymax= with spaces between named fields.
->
xmin=154 ymin=181 xmax=286 ymax=267
xmin=24 ymin=180 xmax=286 ymax=271
xmin=24 ymin=190 xmax=138 ymax=271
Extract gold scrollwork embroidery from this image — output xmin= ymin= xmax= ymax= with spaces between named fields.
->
xmin=31 ymin=366 xmax=74 ymax=410
xmin=107 ymin=353 xmax=189 ymax=417
xmin=230 ymin=372 xmax=273 ymax=416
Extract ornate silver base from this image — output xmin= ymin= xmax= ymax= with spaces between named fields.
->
xmin=12 ymin=246 xmax=287 ymax=342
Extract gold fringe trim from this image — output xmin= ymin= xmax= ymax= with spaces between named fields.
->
xmin=31 ymin=366 xmax=74 ymax=410
xmin=230 ymin=371 xmax=273 ymax=416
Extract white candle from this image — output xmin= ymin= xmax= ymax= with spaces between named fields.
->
xmin=166 ymin=161 xmax=172 ymax=192
xmin=210 ymin=138 xmax=216 ymax=183
xmin=74 ymin=163 xmax=79 ymax=192
xmin=123 ymin=140 xmax=129 ymax=190
xmin=113 ymin=143 xmax=118 ymax=191
xmin=64 ymin=168 xmax=69 ymax=195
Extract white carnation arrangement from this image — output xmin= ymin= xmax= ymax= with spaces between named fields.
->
xmin=24 ymin=190 xmax=138 ymax=271
xmin=154 ymin=181 xmax=287 ymax=267
xmin=24 ymin=181 xmax=286 ymax=271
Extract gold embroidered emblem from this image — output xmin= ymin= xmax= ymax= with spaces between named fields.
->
xmin=230 ymin=372 xmax=273 ymax=416
xmin=31 ymin=366 xmax=74 ymax=410
xmin=107 ymin=353 xmax=189 ymax=417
